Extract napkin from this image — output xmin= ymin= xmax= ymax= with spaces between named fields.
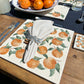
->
xmin=23 ymin=20 xmax=54 ymax=63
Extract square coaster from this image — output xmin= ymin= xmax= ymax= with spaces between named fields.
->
xmin=34 ymin=5 xmax=70 ymax=20
xmin=73 ymin=34 xmax=84 ymax=51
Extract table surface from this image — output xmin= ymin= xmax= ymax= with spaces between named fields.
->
xmin=0 ymin=4 xmax=84 ymax=84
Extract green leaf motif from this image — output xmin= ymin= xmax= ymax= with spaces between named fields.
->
xmin=46 ymin=37 xmax=53 ymax=43
xmin=13 ymin=33 xmax=18 ymax=36
xmin=48 ymin=37 xmax=53 ymax=39
xmin=54 ymin=28 xmax=58 ymax=31
xmin=9 ymin=50 xmax=16 ymax=56
xmin=49 ymin=42 xmax=52 ymax=45
xmin=49 ymin=69 xmax=55 ymax=77
xmin=61 ymin=14 xmax=64 ymax=18
xmin=37 ymin=64 xmax=45 ymax=70
xmin=56 ymin=37 xmax=64 ymax=41
xmin=60 ymin=29 xmax=64 ymax=32
xmin=37 ymin=47 xmax=40 ymax=52
xmin=10 ymin=37 xmax=15 ymax=40
xmin=23 ymin=26 xmax=28 ymax=29
xmin=22 ymin=36 xmax=26 ymax=39
xmin=55 ymin=11 xmax=60 ymax=14
xmin=67 ymin=36 xmax=71 ymax=42
xmin=43 ymin=54 xmax=48 ymax=59
xmin=46 ymin=38 xmax=49 ymax=43
xmin=48 ymin=48 xmax=54 ymax=51
xmin=65 ymin=30 xmax=69 ymax=34
xmin=16 ymin=36 xmax=21 ymax=39
xmin=57 ymin=47 xmax=64 ymax=53
xmin=33 ymin=56 xmax=41 ymax=60
xmin=5 ymin=43 xmax=11 ymax=49
xmin=61 ymin=43 xmax=67 ymax=48
xmin=14 ymin=47 xmax=22 ymax=50
xmin=55 ymin=63 xmax=60 ymax=73
xmin=40 ymin=41 xmax=45 ymax=45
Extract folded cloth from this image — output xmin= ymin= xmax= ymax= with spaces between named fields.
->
xmin=23 ymin=20 xmax=54 ymax=63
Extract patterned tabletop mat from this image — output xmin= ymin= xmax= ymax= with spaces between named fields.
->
xmin=73 ymin=34 xmax=84 ymax=51
xmin=33 ymin=5 xmax=70 ymax=20
xmin=0 ymin=19 xmax=74 ymax=84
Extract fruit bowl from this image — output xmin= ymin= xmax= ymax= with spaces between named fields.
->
xmin=12 ymin=0 xmax=58 ymax=12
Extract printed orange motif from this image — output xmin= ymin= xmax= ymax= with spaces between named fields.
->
xmin=81 ymin=45 xmax=84 ymax=48
xmin=52 ymin=49 xmax=63 ymax=58
xmin=0 ymin=46 xmax=9 ymax=55
xmin=27 ymin=59 xmax=40 ymax=68
xmin=33 ymin=0 xmax=44 ymax=10
xmin=52 ymin=12 xmax=61 ymax=17
xmin=0 ymin=20 xmax=73 ymax=79
xmin=37 ymin=46 xmax=47 ymax=54
xmin=20 ymin=0 xmax=31 ymax=9
xmin=17 ymin=29 xmax=25 ymax=35
xmin=11 ymin=39 xmax=22 ymax=46
xmin=59 ymin=32 xmax=68 ymax=38
xmin=43 ymin=57 xmax=56 ymax=69
xmin=25 ymin=22 xmax=33 ymax=27
xmin=52 ymin=38 xmax=63 ymax=46
xmin=76 ymin=44 xmax=80 ymax=47
xmin=50 ymin=29 xmax=57 ymax=34
xmin=15 ymin=49 xmax=25 ymax=58
xmin=81 ymin=40 xmax=84 ymax=43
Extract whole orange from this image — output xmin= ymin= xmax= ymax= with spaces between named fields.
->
xmin=20 ymin=0 xmax=31 ymax=9
xmin=33 ymin=0 xmax=44 ymax=10
xmin=43 ymin=0 xmax=53 ymax=8
xmin=18 ymin=0 xmax=22 ymax=4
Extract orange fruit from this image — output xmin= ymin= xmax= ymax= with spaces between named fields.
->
xmin=15 ymin=49 xmax=25 ymax=58
xmin=25 ymin=22 xmax=33 ymax=27
xmin=18 ymin=0 xmax=22 ymax=4
xmin=52 ymin=12 xmax=60 ymax=17
xmin=52 ymin=49 xmax=63 ymax=58
xmin=33 ymin=0 xmax=44 ymax=10
xmin=43 ymin=0 xmax=53 ymax=8
xmin=20 ymin=0 xmax=31 ymax=9
xmin=59 ymin=32 xmax=68 ymax=38
xmin=50 ymin=29 xmax=57 ymax=34
xmin=11 ymin=39 xmax=22 ymax=46
xmin=27 ymin=59 xmax=39 ymax=68
xmin=52 ymin=38 xmax=63 ymax=46
xmin=43 ymin=57 xmax=56 ymax=69
xmin=17 ymin=29 xmax=25 ymax=35
xmin=37 ymin=46 xmax=47 ymax=54
xmin=0 ymin=46 xmax=9 ymax=55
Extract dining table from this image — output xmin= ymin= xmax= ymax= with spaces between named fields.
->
xmin=0 ymin=1 xmax=84 ymax=84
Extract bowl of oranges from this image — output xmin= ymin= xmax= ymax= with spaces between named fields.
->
xmin=12 ymin=0 xmax=58 ymax=12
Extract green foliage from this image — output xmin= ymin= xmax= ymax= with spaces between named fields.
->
xmin=37 ymin=64 xmax=45 ymax=70
xmin=55 ymin=63 xmax=60 ymax=73
xmin=49 ymin=69 xmax=55 ymax=76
